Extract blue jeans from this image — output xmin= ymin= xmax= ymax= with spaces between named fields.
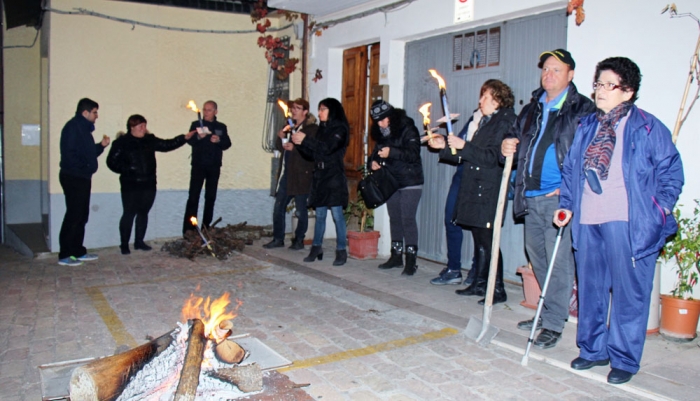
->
xmin=272 ymin=173 xmax=309 ymax=242
xmin=313 ymin=206 xmax=346 ymax=250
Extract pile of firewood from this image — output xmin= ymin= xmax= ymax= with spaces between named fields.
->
xmin=161 ymin=220 xmax=272 ymax=260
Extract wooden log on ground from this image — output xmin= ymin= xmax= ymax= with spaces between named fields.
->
xmin=208 ymin=363 xmax=263 ymax=393
xmin=174 ymin=319 xmax=206 ymax=401
xmin=69 ymin=329 xmax=175 ymax=401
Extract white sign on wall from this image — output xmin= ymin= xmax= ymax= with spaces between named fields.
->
xmin=454 ymin=0 xmax=474 ymax=24
xmin=21 ymin=124 xmax=40 ymax=146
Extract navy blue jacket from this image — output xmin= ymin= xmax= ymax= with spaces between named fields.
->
xmin=59 ymin=113 xmax=105 ymax=179
xmin=187 ymin=118 xmax=231 ymax=167
xmin=560 ymin=106 xmax=684 ymax=261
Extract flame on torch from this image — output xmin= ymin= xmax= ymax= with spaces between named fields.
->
xmin=187 ymin=100 xmax=200 ymax=113
xmin=190 ymin=216 xmax=199 ymax=226
xmin=419 ymin=103 xmax=432 ymax=126
xmin=277 ymin=99 xmax=290 ymax=117
xmin=429 ymin=69 xmax=446 ymax=90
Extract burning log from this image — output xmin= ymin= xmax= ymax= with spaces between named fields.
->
xmin=174 ymin=319 xmax=206 ymax=401
xmin=208 ymin=363 xmax=263 ymax=393
xmin=69 ymin=329 xmax=175 ymax=401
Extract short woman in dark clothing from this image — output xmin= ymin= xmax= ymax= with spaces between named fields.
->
xmin=107 ymin=114 xmax=194 ymax=254
xmin=292 ymin=98 xmax=350 ymax=266
xmin=369 ymin=100 xmax=424 ymax=276
xmin=428 ymin=79 xmax=517 ymax=304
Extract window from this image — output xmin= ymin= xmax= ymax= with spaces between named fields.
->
xmin=453 ymin=26 xmax=500 ymax=71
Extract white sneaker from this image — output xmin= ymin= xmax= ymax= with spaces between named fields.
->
xmin=77 ymin=253 xmax=99 ymax=261
xmin=58 ymin=257 xmax=83 ymax=266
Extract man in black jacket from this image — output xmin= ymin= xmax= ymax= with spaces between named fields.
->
xmin=501 ymin=49 xmax=595 ymax=349
xmin=182 ymin=100 xmax=232 ymax=235
xmin=58 ymin=98 xmax=110 ymax=266
xmin=263 ymin=98 xmax=318 ymax=250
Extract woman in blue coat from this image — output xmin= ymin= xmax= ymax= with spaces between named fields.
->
xmin=556 ymin=57 xmax=684 ymax=385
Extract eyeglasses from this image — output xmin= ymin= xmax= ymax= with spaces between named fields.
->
xmin=319 ymin=107 xmax=329 ymax=112
xmin=592 ymin=82 xmax=623 ymax=91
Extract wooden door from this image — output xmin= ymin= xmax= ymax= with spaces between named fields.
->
xmin=341 ymin=43 xmax=379 ymax=201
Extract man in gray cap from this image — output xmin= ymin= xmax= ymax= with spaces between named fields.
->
xmin=501 ymin=49 xmax=595 ymax=349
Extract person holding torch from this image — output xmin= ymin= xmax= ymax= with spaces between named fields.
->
xmin=182 ymin=100 xmax=231 ymax=236
xmin=263 ymin=98 xmax=318 ymax=250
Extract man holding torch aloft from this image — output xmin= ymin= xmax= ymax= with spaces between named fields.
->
xmin=182 ymin=100 xmax=231 ymax=236
xmin=501 ymin=49 xmax=595 ymax=349
xmin=263 ymin=98 xmax=318 ymax=250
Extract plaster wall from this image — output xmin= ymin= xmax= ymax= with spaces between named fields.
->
xmin=43 ymin=0 xmax=291 ymax=250
xmin=3 ymin=25 xmax=43 ymax=223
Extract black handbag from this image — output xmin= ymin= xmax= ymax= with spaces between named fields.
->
xmin=359 ymin=167 xmax=400 ymax=209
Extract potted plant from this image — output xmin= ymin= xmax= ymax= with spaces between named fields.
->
xmin=659 ymin=200 xmax=700 ymax=342
xmin=345 ymin=191 xmax=380 ymax=260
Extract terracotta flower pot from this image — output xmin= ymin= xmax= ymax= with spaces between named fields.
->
xmin=516 ymin=265 xmax=541 ymax=310
xmin=659 ymin=294 xmax=700 ymax=342
xmin=347 ymin=230 xmax=380 ymax=260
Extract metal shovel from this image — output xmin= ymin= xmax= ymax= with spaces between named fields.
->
xmin=465 ymin=155 xmax=513 ymax=345
xmin=521 ymin=218 xmax=566 ymax=366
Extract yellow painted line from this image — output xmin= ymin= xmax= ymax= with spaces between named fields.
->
xmin=84 ymin=287 xmax=138 ymax=348
xmin=278 ymin=327 xmax=459 ymax=372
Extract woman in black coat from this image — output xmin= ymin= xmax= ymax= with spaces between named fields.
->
xmin=292 ymin=98 xmax=350 ymax=266
xmin=368 ymin=100 xmax=424 ymax=275
xmin=107 ymin=115 xmax=194 ymax=254
xmin=428 ymin=79 xmax=516 ymax=304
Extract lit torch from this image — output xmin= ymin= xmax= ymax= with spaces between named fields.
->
xmin=190 ymin=216 xmax=214 ymax=256
xmin=418 ymin=102 xmax=435 ymax=143
xmin=187 ymin=100 xmax=204 ymax=129
xmin=277 ymin=99 xmax=295 ymax=129
xmin=429 ymin=69 xmax=456 ymax=155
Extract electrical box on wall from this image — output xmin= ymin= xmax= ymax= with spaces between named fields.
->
xmin=371 ymin=85 xmax=389 ymax=103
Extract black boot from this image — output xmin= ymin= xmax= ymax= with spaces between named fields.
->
xmin=120 ymin=244 xmax=131 ymax=255
xmin=401 ymin=245 xmax=418 ymax=276
xmin=289 ymin=237 xmax=305 ymax=250
xmin=263 ymin=238 xmax=285 ymax=249
xmin=134 ymin=216 xmax=151 ymax=250
xmin=456 ymin=246 xmax=487 ymax=296
xmin=478 ymin=252 xmax=507 ymax=305
xmin=303 ymin=245 xmax=323 ymax=262
xmin=333 ymin=250 xmax=347 ymax=266
xmin=379 ymin=241 xmax=403 ymax=269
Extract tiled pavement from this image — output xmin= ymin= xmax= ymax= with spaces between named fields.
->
xmin=0 ymin=239 xmax=697 ymax=400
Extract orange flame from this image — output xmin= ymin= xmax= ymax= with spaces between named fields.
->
xmin=418 ymin=103 xmax=432 ymax=126
xmin=187 ymin=100 xmax=200 ymax=113
xmin=190 ymin=216 xmax=198 ymax=226
xmin=428 ymin=69 xmax=446 ymax=90
xmin=182 ymin=291 xmax=242 ymax=343
xmin=277 ymin=99 xmax=290 ymax=117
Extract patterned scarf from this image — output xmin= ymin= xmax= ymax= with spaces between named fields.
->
xmin=583 ymin=101 xmax=632 ymax=180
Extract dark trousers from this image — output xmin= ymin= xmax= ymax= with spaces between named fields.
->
xmin=272 ymin=173 xmax=309 ymax=242
xmin=183 ymin=164 xmax=221 ymax=234
xmin=445 ymin=170 xmax=463 ymax=271
xmin=58 ymin=172 xmax=91 ymax=259
xmin=386 ymin=187 xmax=422 ymax=246
xmin=575 ymin=222 xmax=656 ymax=374
xmin=470 ymin=226 xmax=503 ymax=282
xmin=120 ymin=186 xmax=156 ymax=246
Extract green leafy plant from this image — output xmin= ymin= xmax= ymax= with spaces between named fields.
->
xmin=345 ymin=191 xmax=374 ymax=232
xmin=661 ymin=200 xmax=700 ymax=299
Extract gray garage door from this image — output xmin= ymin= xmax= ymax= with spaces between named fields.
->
xmin=403 ymin=9 xmax=568 ymax=282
